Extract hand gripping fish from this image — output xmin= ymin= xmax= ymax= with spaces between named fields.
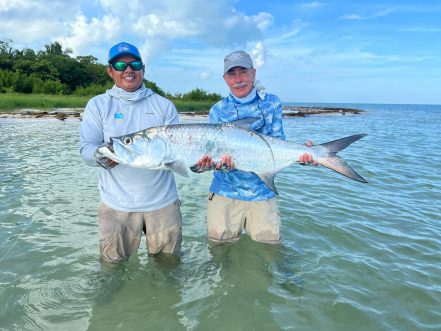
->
xmin=98 ymin=120 xmax=368 ymax=194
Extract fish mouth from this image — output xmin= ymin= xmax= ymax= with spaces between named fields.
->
xmin=108 ymin=138 xmax=115 ymax=153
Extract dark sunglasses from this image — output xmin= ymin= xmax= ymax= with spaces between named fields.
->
xmin=111 ymin=61 xmax=143 ymax=71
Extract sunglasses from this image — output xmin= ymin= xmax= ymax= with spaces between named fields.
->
xmin=111 ymin=61 xmax=143 ymax=71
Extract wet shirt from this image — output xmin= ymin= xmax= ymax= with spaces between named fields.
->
xmin=209 ymin=89 xmax=285 ymax=201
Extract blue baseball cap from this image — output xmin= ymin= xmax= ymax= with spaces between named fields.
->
xmin=108 ymin=42 xmax=142 ymax=63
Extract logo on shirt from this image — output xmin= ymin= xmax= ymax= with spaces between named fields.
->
xmin=114 ymin=112 xmax=124 ymax=120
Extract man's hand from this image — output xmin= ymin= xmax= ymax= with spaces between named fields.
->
xmin=94 ymin=145 xmax=118 ymax=170
xmin=192 ymin=154 xmax=235 ymax=173
xmin=298 ymin=141 xmax=319 ymax=166
xmin=216 ymin=154 xmax=234 ymax=171
xmin=197 ymin=154 xmax=215 ymax=171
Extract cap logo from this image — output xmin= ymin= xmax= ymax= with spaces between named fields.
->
xmin=226 ymin=53 xmax=244 ymax=61
xmin=118 ymin=44 xmax=130 ymax=52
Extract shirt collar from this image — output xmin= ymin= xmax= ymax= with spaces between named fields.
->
xmin=229 ymin=88 xmax=259 ymax=104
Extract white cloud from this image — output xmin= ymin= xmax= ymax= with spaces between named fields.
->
xmin=0 ymin=0 xmax=22 ymax=12
xmin=58 ymin=14 xmax=121 ymax=56
xmin=200 ymin=72 xmax=211 ymax=80
xmin=1 ymin=0 xmax=439 ymax=104
xmin=1 ymin=0 xmax=64 ymax=13
xmin=251 ymin=42 xmax=266 ymax=68
xmin=0 ymin=0 xmax=78 ymax=47
xmin=252 ymin=12 xmax=274 ymax=31
xmin=134 ymin=14 xmax=200 ymax=38
xmin=0 ymin=0 xmax=270 ymax=63
xmin=339 ymin=7 xmax=398 ymax=20
xmin=104 ymin=0 xmax=271 ymax=62
xmin=340 ymin=14 xmax=362 ymax=20
xmin=300 ymin=1 xmax=324 ymax=9
xmin=0 ymin=19 xmax=61 ymax=44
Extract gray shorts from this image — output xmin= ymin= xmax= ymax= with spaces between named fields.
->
xmin=207 ymin=193 xmax=281 ymax=244
xmin=98 ymin=200 xmax=182 ymax=262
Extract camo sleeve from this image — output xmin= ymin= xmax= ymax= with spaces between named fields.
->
xmin=209 ymin=101 xmax=222 ymax=124
xmin=270 ymin=96 xmax=285 ymax=140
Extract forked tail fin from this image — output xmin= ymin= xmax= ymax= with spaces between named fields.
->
xmin=318 ymin=133 xmax=368 ymax=183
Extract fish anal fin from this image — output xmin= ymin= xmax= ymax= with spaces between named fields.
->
xmin=256 ymin=172 xmax=279 ymax=195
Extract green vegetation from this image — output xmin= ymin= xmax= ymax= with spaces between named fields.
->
xmin=0 ymin=39 xmax=222 ymax=112
xmin=0 ymin=93 xmax=89 ymax=111
xmin=0 ymin=93 xmax=214 ymax=113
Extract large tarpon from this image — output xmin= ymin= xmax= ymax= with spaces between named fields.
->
xmin=98 ymin=121 xmax=368 ymax=193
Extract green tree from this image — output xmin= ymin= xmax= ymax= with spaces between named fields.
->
xmin=0 ymin=39 xmax=14 ymax=71
xmin=181 ymin=88 xmax=222 ymax=101
xmin=43 ymin=41 xmax=72 ymax=57
xmin=31 ymin=59 xmax=59 ymax=81
xmin=0 ymin=39 xmax=222 ymax=100
xmin=145 ymin=80 xmax=166 ymax=96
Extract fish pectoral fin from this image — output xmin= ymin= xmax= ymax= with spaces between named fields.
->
xmin=256 ymin=172 xmax=279 ymax=195
xmin=190 ymin=163 xmax=215 ymax=173
xmin=190 ymin=160 xmax=234 ymax=173
xmin=165 ymin=161 xmax=189 ymax=177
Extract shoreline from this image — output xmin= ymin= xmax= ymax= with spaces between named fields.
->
xmin=0 ymin=106 xmax=365 ymax=121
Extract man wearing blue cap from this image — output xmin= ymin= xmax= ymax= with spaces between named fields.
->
xmin=197 ymin=50 xmax=314 ymax=245
xmin=80 ymin=42 xmax=182 ymax=263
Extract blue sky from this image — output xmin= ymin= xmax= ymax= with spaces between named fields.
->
xmin=1 ymin=0 xmax=440 ymax=104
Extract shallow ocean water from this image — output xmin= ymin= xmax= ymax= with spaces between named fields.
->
xmin=0 ymin=103 xmax=440 ymax=330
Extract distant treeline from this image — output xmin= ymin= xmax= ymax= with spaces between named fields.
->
xmin=0 ymin=39 xmax=222 ymax=102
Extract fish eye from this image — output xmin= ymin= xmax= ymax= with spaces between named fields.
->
xmin=122 ymin=136 xmax=133 ymax=145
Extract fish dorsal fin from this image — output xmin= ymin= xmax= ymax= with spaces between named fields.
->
xmin=229 ymin=117 xmax=260 ymax=129
xmin=165 ymin=161 xmax=189 ymax=177
xmin=256 ymin=172 xmax=279 ymax=195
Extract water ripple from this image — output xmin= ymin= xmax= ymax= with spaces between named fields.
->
xmin=1 ymin=106 xmax=441 ymax=330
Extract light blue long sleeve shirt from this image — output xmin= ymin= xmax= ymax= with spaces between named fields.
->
xmin=80 ymin=85 xmax=179 ymax=212
xmin=209 ymin=89 xmax=285 ymax=201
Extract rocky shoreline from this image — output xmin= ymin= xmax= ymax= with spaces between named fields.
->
xmin=0 ymin=106 xmax=364 ymax=120
xmin=0 ymin=109 xmax=84 ymax=120
xmin=283 ymin=106 xmax=364 ymax=117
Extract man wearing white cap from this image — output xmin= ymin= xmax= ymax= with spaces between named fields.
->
xmin=80 ymin=42 xmax=182 ymax=263
xmin=198 ymin=50 xmax=314 ymax=244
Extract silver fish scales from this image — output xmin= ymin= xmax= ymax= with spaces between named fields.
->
xmin=99 ymin=121 xmax=368 ymax=193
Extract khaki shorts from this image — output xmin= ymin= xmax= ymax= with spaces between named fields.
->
xmin=207 ymin=193 xmax=281 ymax=244
xmin=98 ymin=200 xmax=182 ymax=262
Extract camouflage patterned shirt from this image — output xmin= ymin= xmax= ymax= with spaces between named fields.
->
xmin=208 ymin=89 xmax=285 ymax=201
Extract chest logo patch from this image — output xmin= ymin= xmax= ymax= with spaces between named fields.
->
xmin=114 ymin=112 xmax=124 ymax=120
